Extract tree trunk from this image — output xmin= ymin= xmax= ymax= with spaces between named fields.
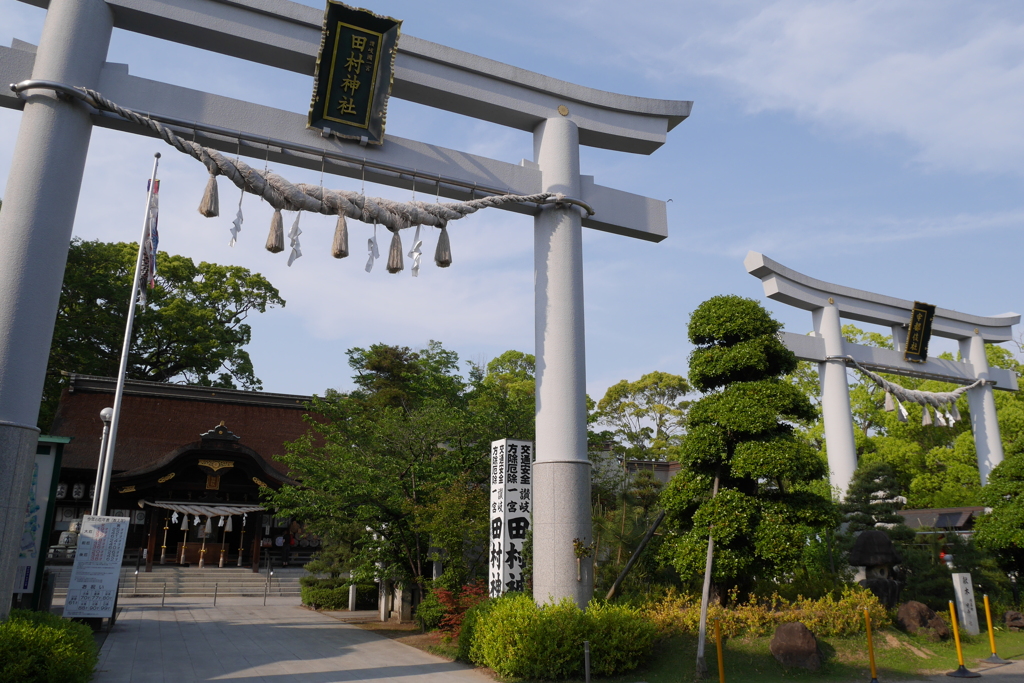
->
xmin=696 ymin=471 xmax=721 ymax=679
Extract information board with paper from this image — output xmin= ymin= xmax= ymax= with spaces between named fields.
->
xmin=62 ymin=515 xmax=130 ymax=618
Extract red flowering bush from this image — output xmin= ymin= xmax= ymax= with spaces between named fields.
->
xmin=435 ymin=580 xmax=488 ymax=637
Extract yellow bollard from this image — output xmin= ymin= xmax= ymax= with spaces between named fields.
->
xmin=946 ymin=600 xmax=980 ymax=678
xmin=864 ymin=609 xmax=879 ymax=683
xmin=714 ymin=619 xmax=725 ymax=683
xmin=982 ymin=594 xmax=1012 ymax=664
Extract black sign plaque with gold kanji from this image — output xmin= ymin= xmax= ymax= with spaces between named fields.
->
xmin=308 ymin=1 xmax=401 ymax=145
xmin=904 ymin=301 xmax=936 ymax=363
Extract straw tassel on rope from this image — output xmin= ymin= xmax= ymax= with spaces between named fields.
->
xmin=435 ymin=226 xmax=452 ymax=268
xmin=198 ymin=173 xmax=220 ymax=217
xmin=332 ymin=214 xmax=349 ymax=258
xmin=266 ymin=209 xmax=285 ymax=253
xmin=386 ymin=228 xmax=404 ymax=273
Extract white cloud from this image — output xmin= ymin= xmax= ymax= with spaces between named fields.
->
xmin=676 ymin=206 xmax=1024 ymax=259
xmin=563 ymin=0 xmax=1024 ymax=176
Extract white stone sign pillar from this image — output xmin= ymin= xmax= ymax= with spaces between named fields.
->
xmin=489 ymin=439 xmax=533 ymax=598
xmin=952 ymin=572 xmax=980 ymax=636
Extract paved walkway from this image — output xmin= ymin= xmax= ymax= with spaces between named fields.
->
xmin=91 ymin=597 xmax=492 ymax=683
xmin=920 ymin=658 xmax=1024 ymax=682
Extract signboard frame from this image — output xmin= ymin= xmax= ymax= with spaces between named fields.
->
xmin=13 ymin=439 xmax=64 ymax=608
xmin=307 ymin=1 xmax=401 ymax=145
xmin=62 ymin=515 xmax=131 ymax=619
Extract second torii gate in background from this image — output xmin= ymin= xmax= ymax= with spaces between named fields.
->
xmin=746 ymin=252 xmax=1019 ymax=497
xmin=0 ymin=0 xmax=691 ymax=612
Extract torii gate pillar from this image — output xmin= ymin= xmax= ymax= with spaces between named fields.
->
xmin=0 ymin=0 xmax=112 ymax=610
xmin=813 ymin=302 xmax=859 ymax=497
xmin=961 ymin=334 xmax=1004 ymax=484
xmin=532 ymin=116 xmax=593 ymax=606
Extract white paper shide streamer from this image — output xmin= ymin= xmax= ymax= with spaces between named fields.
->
xmin=229 ymin=188 xmax=244 ymax=246
xmin=365 ymin=224 xmax=380 ymax=273
xmin=408 ymin=225 xmax=423 ymax=277
xmin=287 ymin=211 xmax=302 ymax=266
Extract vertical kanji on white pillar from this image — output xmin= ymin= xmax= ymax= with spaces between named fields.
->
xmin=489 ymin=439 xmax=533 ymax=597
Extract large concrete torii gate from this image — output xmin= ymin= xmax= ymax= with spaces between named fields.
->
xmin=0 ymin=0 xmax=690 ymax=611
xmin=746 ymin=252 xmax=1019 ymax=497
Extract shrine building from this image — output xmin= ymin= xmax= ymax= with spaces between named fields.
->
xmin=46 ymin=374 xmax=316 ymax=571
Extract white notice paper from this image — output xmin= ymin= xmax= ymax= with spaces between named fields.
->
xmin=63 ymin=515 xmax=130 ymax=618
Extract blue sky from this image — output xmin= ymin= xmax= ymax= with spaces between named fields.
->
xmin=1 ymin=0 xmax=1021 ymax=400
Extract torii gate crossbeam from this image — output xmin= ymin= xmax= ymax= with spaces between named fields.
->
xmin=0 ymin=0 xmax=691 ymax=616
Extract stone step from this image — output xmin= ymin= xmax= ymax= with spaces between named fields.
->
xmin=46 ymin=565 xmax=310 ymax=597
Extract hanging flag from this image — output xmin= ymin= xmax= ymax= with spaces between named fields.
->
xmin=138 ymin=178 xmax=160 ymax=305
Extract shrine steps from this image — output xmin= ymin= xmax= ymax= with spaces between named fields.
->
xmin=47 ymin=565 xmax=308 ymax=598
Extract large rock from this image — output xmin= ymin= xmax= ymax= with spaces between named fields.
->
xmin=1006 ymin=610 xmax=1024 ymax=632
xmin=770 ymin=622 xmax=822 ymax=671
xmin=897 ymin=601 xmax=950 ymax=641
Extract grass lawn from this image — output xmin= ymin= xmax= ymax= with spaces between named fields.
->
xmin=549 ymin=628 xmax=1024 ymax=683
xmin=383 ymin=624 xmax=1024 ymax=683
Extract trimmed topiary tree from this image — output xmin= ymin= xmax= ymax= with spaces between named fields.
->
xmin=661 ymin=295 xmax=839 ymax=595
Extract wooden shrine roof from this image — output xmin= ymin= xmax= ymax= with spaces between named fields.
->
xmin=49 ymin=374 xmax=316 ymax=475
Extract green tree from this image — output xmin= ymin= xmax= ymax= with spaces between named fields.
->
xmin=974 ymin=442 xmax=1024 ymax=579
xmin=907 ymin=432 xmax=984 ymax=508
xmin=42 ymin=238 xmax=285 ymax=427
xmin=467 ymin=350 xmax=536 ymax=442
xmin=596 ymin=371 xmax=690 ymax=460
xmin=270 ymin=343 xmax=534 ymax=589
xmin=660 ymin=295 xmax=838 ymax=595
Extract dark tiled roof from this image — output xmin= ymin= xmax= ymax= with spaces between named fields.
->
xmin=897 ymin=506 xmax=986 ymax=530
xmin=50 ymin=375 xmax=317 ymax=475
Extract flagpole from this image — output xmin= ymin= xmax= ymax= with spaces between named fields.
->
xmin=95 ymin=152 xmax=161 ymax=516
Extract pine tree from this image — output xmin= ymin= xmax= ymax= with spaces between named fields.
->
xmin=661 ymin=295 xmax=839 ymax=593
xmin=840 ymin=461 xmax=914 ymax=541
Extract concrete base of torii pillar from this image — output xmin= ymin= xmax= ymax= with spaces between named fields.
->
xmin=531 ymin=116 xmax=594 ymax=608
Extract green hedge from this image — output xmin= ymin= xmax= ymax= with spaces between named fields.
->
xmin=300 ymin=580 xmax=377 ymax=610
xmin=0 ymin=609 xmax=98 ymax=683
xmin=457 ymin=595 xmax=498 ymax=662
xmin=415 ymin=590 xmax=445 ymax=631
xmin=466 ymin=594 xmax=658 ymax=679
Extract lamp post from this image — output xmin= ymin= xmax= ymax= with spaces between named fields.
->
xmin=90 ymin=407 xmax=113 ymax=516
